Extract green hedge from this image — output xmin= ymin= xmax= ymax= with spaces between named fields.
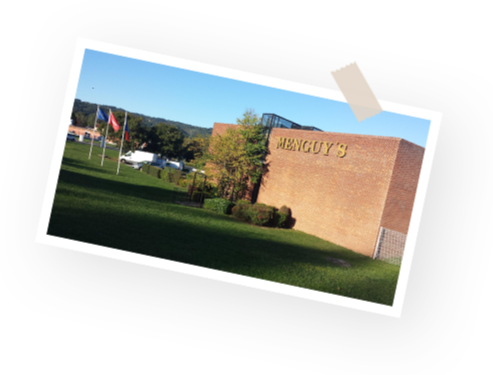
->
xmin=246 ymin=203 xmax=277 ymax=227
xmin=141 ymin=164 xmax=162 ymax=179
xmin=231 ymin=199 xmax=251 ymax=221
xmin=160 ymin=167 xmax=185 ymax=185
xmin=231 ymin=201 xmax=291 ymax=228
xmin=177 ymin=177 xmax=188 ymax=188
xmin=276 ymin=205 xmax=291 ymax=228
xmin=160 ymin=169 xmax=171 ymax=183
xmin=148 ymin=166 xmax=161 ymax=179
xmin=203 ymin=198 xmax=291 ymax=228
xmin=203 ymin=198 xmax=234 ymax=215
xmin=141 ymin=164 xmax=151 ymax=174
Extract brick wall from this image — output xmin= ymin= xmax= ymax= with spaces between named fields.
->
xmin=379 ymin=139 xmax=425 ymax=234
xmin=68 ymin=125 xmax=101 ymax=138
xmin=210 ymin=123 xmax=424 ymax=257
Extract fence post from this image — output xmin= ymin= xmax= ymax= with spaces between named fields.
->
xmin=189 ymin=172 xmax=197 ymax=202
xmin=199 ymin=175 xmax=207 ymax=205
xmin=373 ymin=227 xmax=384 ymax=259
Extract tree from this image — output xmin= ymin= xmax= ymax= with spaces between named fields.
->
xmin=206 ymin=109 xmax=267 ymax=201
xmin=70 ymin=111 xmax=77 ymax=125
xmin=182 ymin=135 xmax=211 ymax=165
xmin=236 ymin=108 xmax=261 ymax=127
xmin=128 ymin=117 xmax=149 ymax=150
xmin=72 ymin=112 xmax=87 ymax=127
xmin=236 ymin=109 xmax=267 ymax=186
xmin=146 ymin=123 xmax=185 ymax=158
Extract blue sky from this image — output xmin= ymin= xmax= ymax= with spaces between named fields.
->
xmin=75 ymin=49 xmax=430 ymax=147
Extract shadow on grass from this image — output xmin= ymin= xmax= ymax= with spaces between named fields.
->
xmin=62 ymin=157 xmax=119 ymax=176
xmin=48 ymin=189 xmax=396 ymax=304
xmin=56 ymin=168 xmax=181 ymax=203
xmin=48 ymin=149 xmax=400 ymax=305
xmin=54 ymin=169 xmax=259 ymax=228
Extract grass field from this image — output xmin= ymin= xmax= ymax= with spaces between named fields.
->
xmin=48 ymin=141 xmax=401 ymax=305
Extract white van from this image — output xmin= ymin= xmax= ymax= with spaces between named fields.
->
xmin=121 ymin=150 xmax=158 ymax=165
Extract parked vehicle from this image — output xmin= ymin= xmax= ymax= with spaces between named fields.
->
xmin=120 ymin=150 xmax=158 ymax=165
xmin=154 ymin=158 xmax=169 ymax=169
xmin=67 ymin=133 xmax=77 ymax=142
xmin=165 ymin=160 xmax=184 ymax=171
xmin=190 ymin=167 xmax=205 ymax=174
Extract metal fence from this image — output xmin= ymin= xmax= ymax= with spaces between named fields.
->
xmin=373 ymin=227 xmax=407 ymax=266
xmin=171 ymin=172 xmax=208 ymax=208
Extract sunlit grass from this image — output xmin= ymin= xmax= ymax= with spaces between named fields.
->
xmin=48 ymin=141 xmax=400 ymax=305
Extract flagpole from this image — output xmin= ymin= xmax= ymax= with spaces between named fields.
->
xmin=101 ymin=110 xmax=111 ymax=167
xmin=117 ymin=111 xmax=127 ymax=175
xmin=89 ymin=105 xmax=99 ymax=159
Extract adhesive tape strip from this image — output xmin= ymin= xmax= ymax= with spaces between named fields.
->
xmin=331 ymin=62 xmax=382 ymax=122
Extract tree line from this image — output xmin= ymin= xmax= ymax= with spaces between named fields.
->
xmin=73 ymin=104 xmax=268 ymax=201
xmin=77 ymin=110 xmax=210 ymax=162
xmin=71 ymin=99 xmax=212 ymax=138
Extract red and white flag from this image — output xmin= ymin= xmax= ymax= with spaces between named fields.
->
xmin=109 ymin=111 xmax=120 ymax=132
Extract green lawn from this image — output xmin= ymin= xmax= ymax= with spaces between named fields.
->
xmin=48 ymin=141 xmax=401 ymax=305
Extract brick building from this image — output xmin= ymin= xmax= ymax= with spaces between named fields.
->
xmin=211 ymin=122 xmax=424 ymax=258
xmin=68 ymin=125 xmax=102 ymax=139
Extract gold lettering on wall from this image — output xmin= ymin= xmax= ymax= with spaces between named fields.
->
xmin=337 ymin=144 xmax=348 ymax=158
xmin=285 ymin=138 xmax=292 ymax=150
xmin=276 ymin=137 xmax=285 ymax=149
xmin=302 ymin=140 xmax=312 ymax=152
xmin=322 ymin=142 xmax=334 ymax=155
xmin=311 ymin=141 xmax=321 ymax=154
xmin=293 ymin=138 xmax=302 ymax=151
xmin=275 ymin=137 xmax=348 ymax=158
xmin=290 ymin=138 xmax=296 ymax=151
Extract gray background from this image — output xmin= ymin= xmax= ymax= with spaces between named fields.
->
xmin=0 ymin=1 xmax=493 ymax=374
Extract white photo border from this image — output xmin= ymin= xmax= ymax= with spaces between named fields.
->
xmin=36 ymin=38 xmax=442 ymax=318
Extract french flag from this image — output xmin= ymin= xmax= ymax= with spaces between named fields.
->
xmin=124 ymin=116 xmax=130 ymax=141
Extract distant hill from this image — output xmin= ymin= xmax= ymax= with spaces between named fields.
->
xmin=72 ymin=99 xmax=212 ymax=138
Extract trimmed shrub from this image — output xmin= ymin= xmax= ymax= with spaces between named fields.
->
xmin=160 ymin=169 xmax=172 ymax=183
xmin=177 ymin=177 xmax=188 ymax=188
xmin=246 ymin=203 xmax=276 ymax=227
xmin=141 ymin=164 xmax=151 ymax=174
xmin=160 ymin=167 xmax=185 ymax=185
xmin=276 ymin=205 xmax=291 ymax=228
xmin=171 ymin=170 xmax=182 ymax=185
xmin=203 ymin=198 xmax=234 ymax=215
xmin=148 ymin=165 xmax=161 ymax=179
xmin=232 ymin=199 xmax=251 ymax=221
xmin=279 ymin=205 xmax=290 ymax=215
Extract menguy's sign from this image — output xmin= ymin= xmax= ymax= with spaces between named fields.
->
xmin=275 ymin=137 xmax=348 ymax=158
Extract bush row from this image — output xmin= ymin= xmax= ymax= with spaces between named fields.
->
xmin=160 ymin=167 xmax=185 ymax=185
xmin=203 ymin=198 xmax=235 ymax=215
xmin=203 ymin=198 xmax=291 ymax=228
xmin=139 ymin=164 xmax=190 ymax=189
